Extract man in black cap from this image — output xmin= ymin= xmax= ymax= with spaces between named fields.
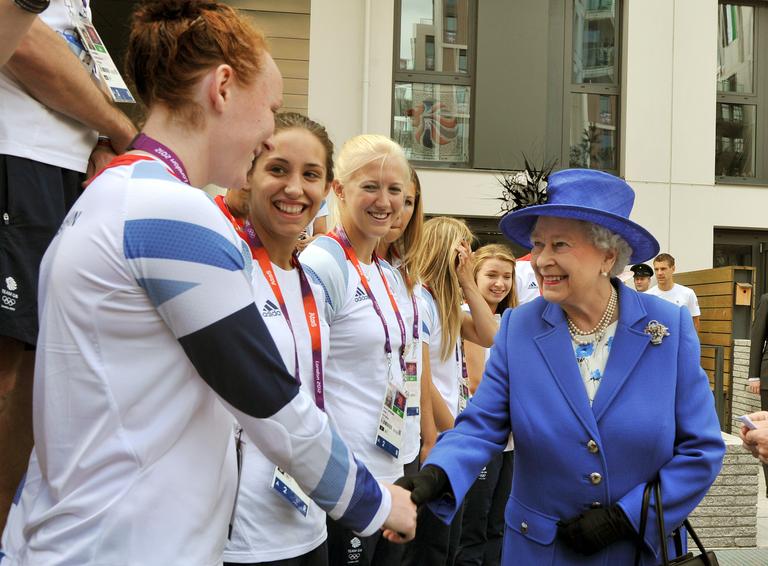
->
xmin=630 ymin=263 xmax=653 ymax=292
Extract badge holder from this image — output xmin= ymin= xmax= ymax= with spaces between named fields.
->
xmin=403 ymin=344 xmax=420 ymax=417
xmin=457 ymin=377 xmax=470 ymax=414
xmin=375 ymin=361 xmax=407 ymax=458
xmin=66 ymin=1 xmax=135 ymax=103
xmin=271 ymin=466 xmax=311 ymax=517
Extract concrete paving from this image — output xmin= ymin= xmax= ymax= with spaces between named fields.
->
xmin=713 ymin=475 xmax=768 ymax=565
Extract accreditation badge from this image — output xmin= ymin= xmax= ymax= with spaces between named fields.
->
xmin=64 ymin=0 xmax=135 ymax=103
xmin=457 ymin=376 xmax=470 ymax=414
xmin=271 ymin=466 xmax=311 ymax=516
xmin=403 ymin=344 xmax=420 ymax=417
xmin=375 ymin=380 xmax=407 ymax=458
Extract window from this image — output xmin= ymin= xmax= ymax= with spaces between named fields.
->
xmin=393 ymin=0 xmax=475 ymax=166
xmin=716 ymin=3 xmax=768 ymax=182
xmin=393 ymin=0 xmax=621 ymax=173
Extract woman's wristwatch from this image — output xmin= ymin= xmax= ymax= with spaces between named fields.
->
xmin=13 ymin=0 xmax=51 ymax=14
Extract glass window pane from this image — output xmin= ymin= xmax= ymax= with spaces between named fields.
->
xmin=715 ymin=102 xmax=755 ymax=177
xmin=568 ymin=93 xmax=618 ymax=171
xmin=717 ymin=5 xmax=754 ymax=94
xmin=572 ymin=0 xmax=618 ymax=84
xmin=393 ymin=82 xmax=471 ymax=164
xmin=399 ymin=0 xmax=471 ymax=73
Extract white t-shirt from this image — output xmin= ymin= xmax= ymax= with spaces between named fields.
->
xmin=0 ymin=0 xmax=97 ymax=172
xmin=422 ymin=289 xmax=463 ymax=419
xmin=300 ymin=237 xmax=409 ymax=483
xmin=400 ymin=282 xmax=424 ymax=464
xmin=223 ymin=263 xmax=330 ymax=563
xmin=515 ymin=260 xmax=540 ymax=305
xmin=7 ymin=155 xmax=389 ymax=566
xmin=646 ymin=284 xmax=701 ymax=317
xmin=304 ymin=199 xmax=329 ymax=238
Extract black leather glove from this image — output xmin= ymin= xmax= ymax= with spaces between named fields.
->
xmin=394 ymin=464 xmax=450 ymax=505
xmin=557 ymin=505 xmax=635 ymax=556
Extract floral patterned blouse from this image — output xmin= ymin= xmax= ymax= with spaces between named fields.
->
xmin=571 ymin=321 xmax=618 ymax=406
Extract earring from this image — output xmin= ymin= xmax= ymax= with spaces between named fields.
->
xmin=601 ymin=271 xmax=608 ymax=277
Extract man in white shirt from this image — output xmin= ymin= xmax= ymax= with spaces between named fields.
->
xmin=514 ymin=253 xmax=540 ymax=305
xmin=647 ymin=253 xmax=701 ymax=331
xmin=0 ymin=0 xmax=136 ymax=532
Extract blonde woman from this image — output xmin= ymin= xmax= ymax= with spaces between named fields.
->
xmin=457 ymin=244 xmax=517 ymax=566
xmin=300 ymin=135 xmax=414 ymax=566
xmin=375 ymin=168 xmax=434 ymax=478
xmin=402 ymin=217 xmax=499 ymax=566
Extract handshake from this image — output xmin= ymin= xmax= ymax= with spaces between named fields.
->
xmin=379 ymin=465 xmax=450 ymax=543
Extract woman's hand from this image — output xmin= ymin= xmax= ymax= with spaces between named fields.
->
xmin=455 ymin=241 xmax=475 ymax=290
xmin=557 ymin=505 xmax=635 ymax=555
xmin=380 ymin=483 xmax=417 ymax=543
xmin=749 ymin=381 xmax=761 ymax=395
xmin=394 ymin=464 xmax=449 ymax=506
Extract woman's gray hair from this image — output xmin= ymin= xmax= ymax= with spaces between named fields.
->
xmin=584 ymin=222 xmax=633 ymax=277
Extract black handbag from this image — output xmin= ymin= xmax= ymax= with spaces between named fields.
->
xmin=633 ymin=477 xmax=719 ymax=566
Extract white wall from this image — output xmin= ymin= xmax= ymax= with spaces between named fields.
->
xmin=308 ymin=0 xmax=768 ymax=273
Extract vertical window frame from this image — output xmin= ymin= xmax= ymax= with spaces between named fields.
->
xmin=563 ymin=0 xmax=622 ymax=176
xmin=716 ymin=1 xmax=765 ymax=184
xmin=392 ymin=0 xmax=478 ymax=168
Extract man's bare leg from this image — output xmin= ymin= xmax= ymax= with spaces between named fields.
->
xmin=0 ymin=337 xmax=34 ymax=534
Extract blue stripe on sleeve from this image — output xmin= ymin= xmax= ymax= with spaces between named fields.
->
xmin=307 ymin=428 xmax=350 ymax=510
xmin=124 ymin=219 xmax=244 ymax=271
xmin=178 ymin=303 xmax=299 ymax=418
xmin=338 ymin=456 xmax=383 ymax=529
xmin=136 ymin=278 xmax=200 ymax=307
xmin=302 ymin=265 xmax=333 ymax=307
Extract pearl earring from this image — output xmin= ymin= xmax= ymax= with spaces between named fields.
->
xmin=601 ymin=271 xmax=608 ymax=277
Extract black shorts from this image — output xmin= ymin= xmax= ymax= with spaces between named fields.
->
xmin=0 ymin=155 xmax=84 ymax=346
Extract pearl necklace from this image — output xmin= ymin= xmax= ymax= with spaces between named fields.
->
xmin=567 ymin=286 xmax=618 ymax=344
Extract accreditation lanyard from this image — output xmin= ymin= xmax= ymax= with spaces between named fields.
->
xmin=455 ymin=340 xmax=468 ymax=379
xmin=128 ymin=134 xmax=191 ymax=185
xmin=329 ymin=227 xmax=407 ymax=372
xmin=243 ymin=220 xmax=325 ymax=410
xmin=214 ymin=195 xmax=249 ymax=245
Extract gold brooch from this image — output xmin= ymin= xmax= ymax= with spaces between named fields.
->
xmin=644 ymin=320 xmax=670 ymax=345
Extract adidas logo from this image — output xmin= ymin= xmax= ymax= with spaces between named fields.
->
xmin=527 ymin=281 xmax=538 ymax=289
xmin=354 ymin=286 xmax=368 ymax=303
xmin=261 ymin=299 xmax=282 ymax=318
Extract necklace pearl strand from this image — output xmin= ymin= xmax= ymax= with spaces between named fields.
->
xmin=567 ymin=286 xmax=618 ymax=345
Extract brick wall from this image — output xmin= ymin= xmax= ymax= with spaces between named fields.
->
xmin=688 ymin=432 xmax=758 ymax=548
xmin=731 ymin=339 xmax=762 ymax=433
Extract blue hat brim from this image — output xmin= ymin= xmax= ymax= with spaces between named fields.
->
xmin=499 ymin=203 xmax=660 ymax=264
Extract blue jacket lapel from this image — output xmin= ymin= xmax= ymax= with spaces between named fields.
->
xmin=534 ymin=302 xmax=599 ymax=438
xmin=591 ymin=283 xmax=650 ymax=421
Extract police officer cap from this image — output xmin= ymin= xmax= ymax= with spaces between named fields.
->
xmin=631 ymin=264 xmax=653 ymax=278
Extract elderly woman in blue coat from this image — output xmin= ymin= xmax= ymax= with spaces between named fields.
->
xmin=396 ymin=169 xmax=725 ymax=565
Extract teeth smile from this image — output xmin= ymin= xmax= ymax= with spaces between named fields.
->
xmin=275 ymin=202 xmax=304 ymax=214
xmin=369 ymin=211 xmax=389 ymax=220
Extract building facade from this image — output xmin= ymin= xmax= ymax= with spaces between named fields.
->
xmin=303 ymin=0 xmax=768 ymax=293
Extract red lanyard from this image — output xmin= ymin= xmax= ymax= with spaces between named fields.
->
xmin=243 ymin=220 xmax=325 ymax=410
xmin=214 ymin=195 xmax=249 ymax=248
xmin=329 ymin=226 xmax=407 ymax=372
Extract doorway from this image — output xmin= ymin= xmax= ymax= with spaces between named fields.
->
xmin=713 ymin=228 xmax=768 ymax=297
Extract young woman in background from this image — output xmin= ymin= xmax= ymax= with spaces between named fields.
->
xmin=300 ymin=135 xmax=413 ymax=566
xmin=456 ymin=244 xmax=517 ymax=566
xmin=402 ymin=217 xmax=498 ymax=566
xmin=374 ymin=169 xmax=435 ymax=477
